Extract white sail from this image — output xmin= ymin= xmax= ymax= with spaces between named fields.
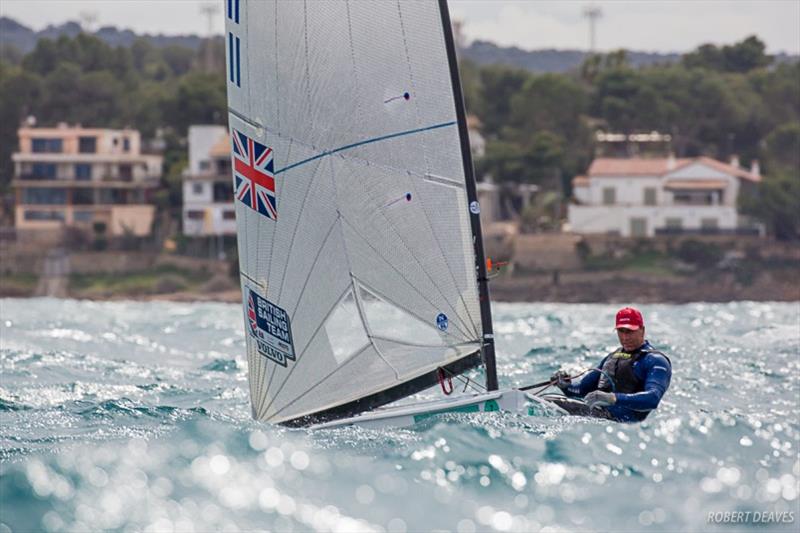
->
xmin=225 ymin=0 xmax=484 ymax=424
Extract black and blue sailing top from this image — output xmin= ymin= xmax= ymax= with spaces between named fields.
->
xmin=563 ymin=341 xmax=672 ymax=422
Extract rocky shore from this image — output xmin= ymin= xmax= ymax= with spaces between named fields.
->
xmin=3 ymin=269 xmax=797 ymax=304
xmin=489 ymin=270 xmax=800 ymax=303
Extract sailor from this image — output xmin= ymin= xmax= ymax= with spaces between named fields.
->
xmin=548 ymin=307 xmax=672 ymax=422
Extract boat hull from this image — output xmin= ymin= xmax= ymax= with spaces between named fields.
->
xmin=310 ymin=389 xmax=569 ymax=430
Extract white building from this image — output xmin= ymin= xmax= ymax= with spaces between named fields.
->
xmin=182 ymin=125 xmax=236 ymax=236
xmin=567 ymin=156 xmax=762 ymax=237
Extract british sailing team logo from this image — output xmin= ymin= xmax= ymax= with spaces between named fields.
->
xmin=246 ymin=288 xmax=296 ymax=367
xmin=231 ymin=129 xmax=277 ymax=220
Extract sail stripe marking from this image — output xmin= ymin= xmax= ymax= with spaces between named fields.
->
xmin=228 ymin=33 xmax=234 ymax=83
xmin=275 ymin=121 xmax=456 ymax=175
xmin=227 ymin=0 xmax=240 ymax=23
xmin=235 ymin=36 xmax=241 ymax=86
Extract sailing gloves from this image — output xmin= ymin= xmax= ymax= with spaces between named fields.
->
xmin=550 ymin=370 xmax=572 ymax=391
xmin=584 ymin=390 xmax=617 ymax=410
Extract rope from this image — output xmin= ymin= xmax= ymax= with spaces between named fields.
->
xmin=521 ymin=368 xmax=617 ymax=397
xmin=438 ymin=366 xmax=487 ymax=395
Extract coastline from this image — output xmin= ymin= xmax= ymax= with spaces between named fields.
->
xmin=3 ymin=270 xmax=797 ymax=304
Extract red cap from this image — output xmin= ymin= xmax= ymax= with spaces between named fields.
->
xmin=615 ymin=307 xmax=644 ymax=330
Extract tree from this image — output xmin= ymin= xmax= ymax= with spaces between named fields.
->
xmin=682 ymin=36 xmax=771 ymax=73
xmin=764 ymin=123 xmax=800 ymax=172
xmin=161 ymin=72 xmax=226 ymax=135
xmin=682 ymin=44 xmax=725 ymax=71
xmin=722 ymin=36 xmax=771 ymax=73
xmin=0 ymin=62 xmax=43 ymax=189
xmin=475 ymin=64 xmax=530 ymax=137
xmin=740 ymin=171 xmax=800 ymax=240
xmin=508 ymin=73 xmax=586 ymax=141
xmin=591 ymin=67 xmax=643 ymax=133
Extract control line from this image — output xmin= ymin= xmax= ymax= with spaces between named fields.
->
xmin=275 ymin=121 xmax=456 ymax=175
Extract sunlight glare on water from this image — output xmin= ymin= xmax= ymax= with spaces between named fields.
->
xmin=1 ymin=298 xmax=798 ymax=531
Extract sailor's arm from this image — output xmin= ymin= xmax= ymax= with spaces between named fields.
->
xmin=562 ymin=358 xmax=606 ymax=398
xmin=614 ymin=354 xmax=672 ymax=411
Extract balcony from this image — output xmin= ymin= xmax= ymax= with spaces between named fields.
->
xmin=654 ymin=227 xmax=761 ymax=236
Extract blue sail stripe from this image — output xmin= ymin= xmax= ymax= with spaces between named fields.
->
xmin=235 ymin=0 xmax=240 ymax=23
xmin=228 ymin=33 xmax=234 ymax=83
xmin=275 ymin=121 xmax=456 ymax=174
xmin=235 ymin=37 xmax=241 ymax=86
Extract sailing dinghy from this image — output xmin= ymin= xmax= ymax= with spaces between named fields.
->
xmin=225 ymin=0 xmax=567 ymax=428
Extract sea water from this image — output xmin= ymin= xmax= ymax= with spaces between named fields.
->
xmin=1 ymin=298 xmax=798 ymax=532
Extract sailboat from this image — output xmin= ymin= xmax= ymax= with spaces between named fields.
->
xmin=224 ymin=0 xmax=566 ymax=429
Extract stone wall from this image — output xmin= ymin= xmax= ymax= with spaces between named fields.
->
xmin=1 ymin=247 xmax=228 ymax=276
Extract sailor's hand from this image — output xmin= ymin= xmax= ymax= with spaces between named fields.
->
xmin=584 ymin=390 xmax=616 ymax=409
xmin=550 ymin=370 xmax=572 ymax=391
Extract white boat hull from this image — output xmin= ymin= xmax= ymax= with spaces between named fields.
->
xmin=310 ymin=389 xmax=569 ymax=430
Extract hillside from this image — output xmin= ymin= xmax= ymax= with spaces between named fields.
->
xmin=9 ymin=16 xmax=792 ymax=73
xmin=0 ymin=16 xmax=206 ymax=54
xmin=461 ymin=40 xmax=681 ymax=72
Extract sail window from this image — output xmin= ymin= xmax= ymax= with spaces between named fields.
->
xmin=357 ymin=285 xmax=446 ymax=347
xmin=323 ymin=290 xmax=370 ymax=365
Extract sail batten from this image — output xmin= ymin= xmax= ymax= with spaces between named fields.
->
xmin=227 ymin=0 xmax=487 ymax=424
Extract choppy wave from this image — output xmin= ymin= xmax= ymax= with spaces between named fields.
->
xmin=1 ymin=298 xmax=798 ymax=532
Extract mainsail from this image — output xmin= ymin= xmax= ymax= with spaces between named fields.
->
xmin=225 ymin=0 xmax=496 ymax=425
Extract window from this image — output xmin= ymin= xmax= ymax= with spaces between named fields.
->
xmin=30 ymin=163 xmax=57 ymax=179
xmin=644 ymin=187 xmax=657 ymax=206
xmin=119 ymin=164 xmax=133 ymax=181
xmin=602 ymin=187 xmax=616 ymax=205
xmin=78 ymin=136 xmax=97 ymax=153
xmin=73 ymin=210 xmax=94 ymax=222
xmin=192 ymin=183 xmax=204 ymax=195
xmin=75 ymin=164 xmax=92 ymax=180
xmin=99 ymin=189 xmax=125 ymax=204
xmin=31 ymin=138 xmax=63 ymax=153
xmin=186 ymin=210 xmax=204 ymax=220
xmin=24 ymin=209 xmax=64 ymax=221
xmin=73 ymin=189 xmax=94 ymax=205
xmin=123 ymin=138 xmax=131 ymax=152
xmin=216 ymin=159 xmax=230 ymax=175
xmin=630 ymin=218 xmax=648 ymax=237
xmin=673 ymin=192 xmax=713 ymax=206
xmin=223 ymin=210 xmax=236 ymax=220
xmin=199 ymin=160 xmax=211 ymax=171
xmin=665 ymin=218 xmax=683 ymax=229
xmin=22 ymin=188 xmax=67 ymax=205
xmin=213 ymin=181 xmax=231 ymax=202
xmin=701 ymin=218 xmax=719 ymax=231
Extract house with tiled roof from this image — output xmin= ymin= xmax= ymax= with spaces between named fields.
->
xmin=567 ymin=155 xmax=762 ymax=237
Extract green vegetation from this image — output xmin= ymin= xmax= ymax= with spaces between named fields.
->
xmin=581 ymin=249 xmax=676 ymax=276
xmin=739 ymin=123 xmax=800 ymax=240
xmin=576 ymin=236 xmax=797 ymax=287
xmin=0 ymin=33 xmax=797 ymax=237
xmin=0 ymin=272 xmax=38 ymax=296
xmin=675 ymin=240 xmax=724 ymax=269
xmin=460 ymin=37 xmax=799 ymax=239
xmin=0 ymin=34 xmax=226 ymax=204
xmin=69 ymin=264 xmax=212 ymax=296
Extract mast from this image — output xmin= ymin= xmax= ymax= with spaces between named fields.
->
xmin=437 ymin=0 xmax=498 ymax=391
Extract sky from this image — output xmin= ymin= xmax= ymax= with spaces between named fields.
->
xmin=1 ymin=0 xmax=799 ymax=54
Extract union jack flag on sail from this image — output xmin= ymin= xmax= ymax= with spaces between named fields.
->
xmin=247 ymin=291 xmax=260 ymax=337
xmin=231 ymin=129 xmax=277 ymax=220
